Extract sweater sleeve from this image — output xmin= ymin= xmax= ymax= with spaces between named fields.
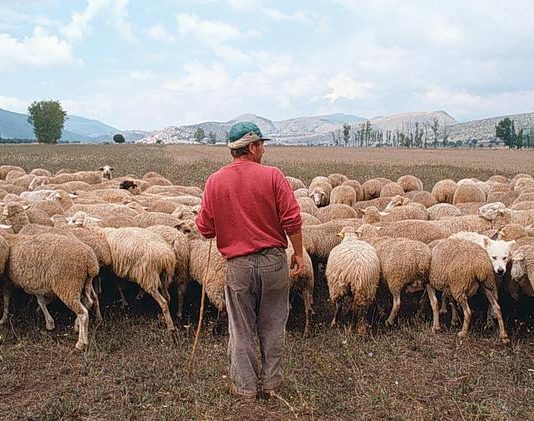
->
xmin=274 ymin=169 xmax=302 ymax=235
xmin=195 ymin=177 xmax=216 ymax=239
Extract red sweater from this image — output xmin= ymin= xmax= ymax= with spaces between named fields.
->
xmin=195 ymin=160 xmax=302 ymax=259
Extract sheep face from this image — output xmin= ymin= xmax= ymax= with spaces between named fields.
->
xmin=511 ymin=250 xmax=526 ymax=281
xmin=477 ymin=202 xmax=507 ymax=221
xmin=483 ymin=237 xmax=515 ymax=276
xmin=384 ymin=195 xmax=406 ymax=211
xmin=175 ymin=219 xmax=197 ymax=238
xmin=310 ymin=189 xmax=327 ymax=207
xmin=2 ymin=202 xmax=28 ymax=217
xmin=119 ymin=180 xmax=140 ymax=194
xmin=99 ymin=165 xmax=114 ymax=180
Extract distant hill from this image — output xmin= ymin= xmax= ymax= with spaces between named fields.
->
xmin=0 ymin=107 xmax=147 ymax=143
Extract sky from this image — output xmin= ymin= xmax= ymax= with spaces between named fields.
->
xmin=1 ymin=0 xmax=534 ymax=131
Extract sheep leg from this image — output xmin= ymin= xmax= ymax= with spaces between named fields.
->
xmin=147 ymin=288 xmax=175 ymax=331
xmin=426 ymin=284 xmax=441 ymax=333
xmin=450 ymin=301 xmax=460 ymax=327
xmin=0 ymin=286 xmax=12 ymax=325
xmin=330 ymin=299 xmax=342 ymax=327
xmin=88 ymin=281 xmax=102 ymax=322
xmin=439 ymin=294 xmax=449 ymax=315
xmin=482 ymin=287 xmax=509 ymax=344
xmin=302 ymin=289 xmax=313 ymax=337
xmin=386 ymin=290 xmax=401 ymax=326
xmin=36 ymin=295 xmax=55 ymax=331
xmin=63 ymin=297 xmax=89 ymax=350
xmin=116 ymin=281 xmax=129 ymax=308
xmin=457 ymin=297 xmax=472 ymax=339
xmin=176 ymin=281 xmax=187 ymax=320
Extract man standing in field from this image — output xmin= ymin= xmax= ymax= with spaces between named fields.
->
xmin=195 ymin=121 xmax=304 ymax=401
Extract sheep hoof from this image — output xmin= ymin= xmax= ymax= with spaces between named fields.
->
xmin=432 ymin=326 xmax=441 ymax=334
xmin=457 ymin=331 xmax=467 ymax=339
xmin=46 ymin=322 xmax=55 ymax=331
xmin=75 ymin=341 xmax=86 ymax=351
xmin=385 ymin=319 xmax=395 ymax=327
xmin=501 ymin=336 xmax=510 ymax=344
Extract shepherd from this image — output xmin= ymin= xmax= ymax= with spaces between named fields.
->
xmin=195 ymin=121 xmax=304 ymax=401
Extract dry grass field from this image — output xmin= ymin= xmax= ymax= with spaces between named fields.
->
xmin=0 ymin=144 xmax=533 ymax=420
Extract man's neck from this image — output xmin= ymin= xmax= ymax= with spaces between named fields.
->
xmin=234 ymin=155 xmax=258 ymax=163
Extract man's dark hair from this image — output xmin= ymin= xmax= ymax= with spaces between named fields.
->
xmin=229 ymin=140 xmax=262 ymax=158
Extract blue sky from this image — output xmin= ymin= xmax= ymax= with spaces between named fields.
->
xmin=1 ymin=0 xmax=534 ymax=131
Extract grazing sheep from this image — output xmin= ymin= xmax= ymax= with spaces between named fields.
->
xmin=330 ymin=185 xmax=357 ymax=207
xmin=373 ymin=220 xmax=447 ymax=244
xmin=144 ymin=185 xmax=203 ymax=197
xmin=326 ymin=226 xmax=380 ymax=332
xmin=342 ymin=179 xmax=364 ymax=202
xmin=431 ymin=179 xmax=457 ymax=204
xmin=397 ymin=175 xmax=424 ymax=192
xmin=30 ymin=168 xmax=52 ymax=177
xmin=362 ymin=178 xmax=389 ymax=200
xmin=478 ymin=202 xmax=534 ymax=228
xmin=488 ymin=175 xmax=510 ymax=184
xmin=427 ymin=203 xmax=462 ymax=220
xmin=328 ymin=173 xmax=348 ymax=188
xmin=0 ymin=233 xmax=99 ymax=350
xmin=380 ymin=182 xmax=404 ymax=198
xmin=286 ymin=176 xmax=306 ymax=191
xmin=354 ymin=206 xmax=383 ymax=224
xmin=315 ymin=204 xmax=358 ymax=223
xmin=297 ymin=197 xmax=318 ymax=216
xmin=353 ymin=196 xmax=394 ymax=212
xmin=405 ymin=191 xmax=437 ymax=208
xmin=456 ymin=202 xmax=485 ymax=215
xmin=102 ymin=227 xmax=176 ymax=331
xmin=355 ymin=224 xmax=432 ymax=325
xmin=300 ymin=212 xmax=321 ymax=226
xmin=1 ymin=202 xmax=30 ymax=232
xmin=134 ymin=212 xmax=182 ymax=228
xmin=427 ymin=238 xmax=509 ymax=342
xmin=453 ymin=181 xmax=486 ymax=205
xmin=66 ymin=204 xmax=139 ymax=220
xmin=119 ymin=180 xmax=142 ymax=195
xmin=0 ymin=165 xmax=24 ymax=180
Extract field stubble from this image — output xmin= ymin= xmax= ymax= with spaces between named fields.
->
xmin=0 ymin=144 xmax=533 ymax=420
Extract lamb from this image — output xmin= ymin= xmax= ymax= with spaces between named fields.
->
xmin=300 ymin=212 xmax=322 ymax=226
xmin=362 ymin=178 xmax=390 ymax=200
xmin=355 ymin=224 xmax=432 ymax=325
xmin=342 ymin=179 xmax=364 ymax=202
xmin=353 ymin=196 xmax=394 ymax=212
xmin=397 ymin=175 xmax=424 ymax=192
xmin=0 ymin=233 xmax=99 ymax=350
xmin=405 ymin=191 xmax=437 ymax=208
xmin=326 ymin=226 xmax=380 ymax=332
xmin=426 ymin=238 xmax=509 ymax=342
xmin=66 ymin=204 xmax=140 ymax=220
xmin=101 ymin=227 xmax=176 ymax=331
xmin=45 ymin=170 xmax=105 ymax=185
xmin=286 ymin=176 xmax=306 ymax=191
xmin=431 ymin=179 xmax=457 ymax=204
xmin=315 ymin=204 xmax=358 ymax=223
xmin=327 ymin=173 xmax=348 ymax=188
xmin=330 ymin=185 xmax=357 ymax=207
xmin=380 ymin=182 xmax=404 ymax=198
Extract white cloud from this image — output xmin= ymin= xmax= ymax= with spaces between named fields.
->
xmin=325 ymin=74 xmax=375 ymax=102
xmin=146 ymin=23 xmax=175 ymax=43
xmin=62 ymin=0 xmax=135 ymax=42
xmin=0 ymin=96 xmax=29 ymax=113
xmin=227 ymin=0 xmax=261 ymax=11
xmin=0 ymin=26 xmax=78 ymax=71
xmin=163 ymin=62 xmax=230 ymax=92
xmin=176 ymin=13 xmax=259 ymax=44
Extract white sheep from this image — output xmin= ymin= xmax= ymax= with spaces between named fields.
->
xmin=431 ymin=179 xmax=457 ymax=204
xmin=326 ymin=226 xmax=380 ymax=333
xmin=330 ymin=185 xmax=357 ymax=207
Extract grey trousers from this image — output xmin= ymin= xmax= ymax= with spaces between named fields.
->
xmin=225 ymin=247 xmax=290 ymax=397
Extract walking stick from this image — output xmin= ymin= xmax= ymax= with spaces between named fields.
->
xmin=187 ymin=238 xmax=212 ymax=375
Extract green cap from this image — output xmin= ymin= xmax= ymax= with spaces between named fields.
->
xmin=227 ymin=121 xmax=270 ymax=146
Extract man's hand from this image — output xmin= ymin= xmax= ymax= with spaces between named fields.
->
xmin=290 ymin=253 xmax=304 ymax=278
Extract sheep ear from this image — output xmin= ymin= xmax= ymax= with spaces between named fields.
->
xmin=68 ymin=193 xmax=77 ymax=198
xmin=98 ymin=167 xmax=104 ymax=171
xmin=110 ymin=167 xmax=114 ymax=171
xmin=22 ymin=205 xmax=30 ymax=210
xmin=483 ymin=237 xmax=490 ymax=247
xmin=336 ymin=232 xmax=344 ymax=238
xmin=490 ymin=230 xmax=500 ymax=240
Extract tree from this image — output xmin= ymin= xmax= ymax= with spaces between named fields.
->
xmin=431 ymin=118 xmax=439 ymax=148
xmin=27 ymin=100 xmax=67 ymax=144
xmin=495 ymin=118 xmax=516 ymax=148
xmin=516 ymin=128 xmax=524 ymax=149
xmin=342 ymin=124 xmax=351 ymax=147
xmin=113 ymin=133 xmax=125 ymax=144
xmin=208 ymin=131 xmax=217 ymax=145
xmin=193 ymin=127 xmax=205 ymax=143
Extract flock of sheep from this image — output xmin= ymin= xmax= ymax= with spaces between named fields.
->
xmin=0 ymin=163 xmax=533 ymax=350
